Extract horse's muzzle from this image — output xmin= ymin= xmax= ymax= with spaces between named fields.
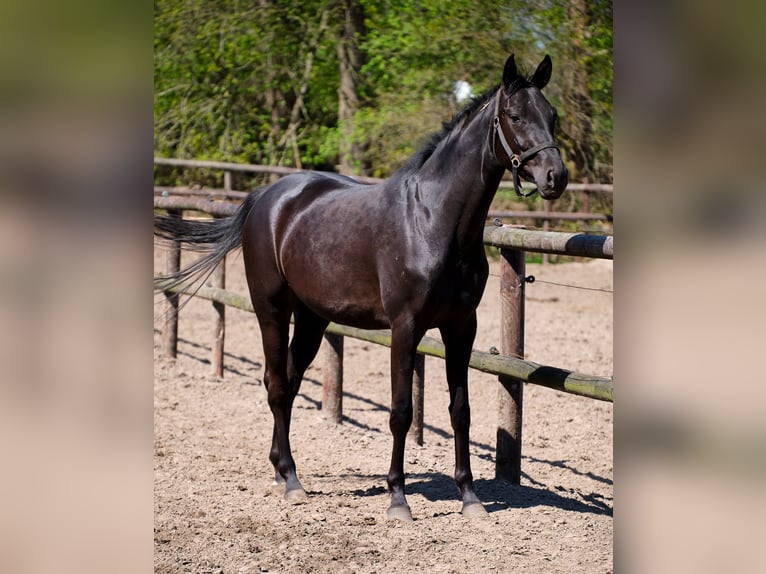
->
xmin=538 ymin=164 xmax=568 ymax=199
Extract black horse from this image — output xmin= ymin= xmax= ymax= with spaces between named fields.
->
xmin=155 ymin=54 xmax=567 ymax=521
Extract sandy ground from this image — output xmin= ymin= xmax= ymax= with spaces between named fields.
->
xmin=154 ymin=247 xmax=613 ymax=574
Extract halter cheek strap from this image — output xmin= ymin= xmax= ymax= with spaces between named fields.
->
xmin=492 ymin=91 xmax=560 ymax=198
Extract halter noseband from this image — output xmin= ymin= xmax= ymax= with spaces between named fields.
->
xmin=492 ymin=90 xmax=560 ymax=198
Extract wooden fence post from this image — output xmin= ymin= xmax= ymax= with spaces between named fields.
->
xmin=210 ymin=252 xmax=226 ymax=378
xmin=542 ymin=201 xmax=551 ymax=265
xmin=582 ymin=177 xmax=591 ymax=214
xmin=322 ymin=333 xmax=344 ymax=424
xmin=409 ymin=353 xmax=425 ymax=446
xmin=496 ymin=247 xmax=525 ymax=484
xmin=162 ymin=209 xmax=181 ymax=359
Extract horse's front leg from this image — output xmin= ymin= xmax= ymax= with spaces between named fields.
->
xmin=385 ymin=318 xmax=421 ymax=522
xmin=440 ymin=313 xmax=488 ymax=518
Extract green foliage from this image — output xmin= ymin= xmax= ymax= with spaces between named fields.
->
xmin=154 ymin=0 xmax=613 ymax=184
xmin=154 ymin=0 xmax=339 ymax=181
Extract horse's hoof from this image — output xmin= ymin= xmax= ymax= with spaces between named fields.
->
xmin=386 ymin=504 xmax=413 ymax=522
xmin=284 ymin=487 xmax=308 ymax=505
xmin=461 ymin=502 xmax=488 ymax=518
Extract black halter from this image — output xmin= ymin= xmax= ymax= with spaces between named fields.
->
xmin=492 ymin=90 xmax=560 ymax=198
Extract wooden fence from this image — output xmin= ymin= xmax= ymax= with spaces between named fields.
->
xmin=154 ymin=196 xmax=613 ymax=484
xmin=154 ymin=157 xmax=613 ymax=225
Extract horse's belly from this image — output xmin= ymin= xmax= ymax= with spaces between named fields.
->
xmin=284 ymin=261 xmax=390 ymax=329
xmin=298 ymin=289 xmax=390 ymax=330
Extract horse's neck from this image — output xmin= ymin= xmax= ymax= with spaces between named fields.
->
xmin=417 ymin=108 xmax=505 ymax=252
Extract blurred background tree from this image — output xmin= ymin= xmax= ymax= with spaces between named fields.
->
xmin=154 ymin=0 xmax=612 ymax=187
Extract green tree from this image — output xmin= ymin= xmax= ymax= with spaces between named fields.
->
xmin=508 ymin=0 xmax=613 ymax=181
xmin=154 ymin=0 xmax=341 ymax=186
xmin=154 ymin=0 xmax=613 ymax=185
xmin=354 ymin=0 xmax=528 ymax=176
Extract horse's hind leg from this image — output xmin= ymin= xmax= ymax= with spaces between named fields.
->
xmin=255 ymin=294 xmax=307 ymax=503
xmin=287 ymin=302 xmax=329 ymax=399
xmin=263 ymin=301 xmax=328 ymax=502
xmin=440 ymin=313 xmax=488 ymax=518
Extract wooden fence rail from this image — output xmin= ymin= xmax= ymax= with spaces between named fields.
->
xmin=155 ymin=186 xmax=612 ymax=223
xmin=154 ymin=197 xmax=613 ymax=483
xmin=484 ymin=225 xmax=614 ymax=258
xmin=155 ymin=157 xmax=612 ymax=248
xmin=154 ymin=195 xmax=238 ymax=216
xmin=162 ymin=282 xmax=613 ymax=403
xmin=154 ymin=157 xmax=613 ymax=193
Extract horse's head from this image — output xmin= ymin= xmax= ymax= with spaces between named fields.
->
xmin=493 ymin=54 xmax=568 ymax=200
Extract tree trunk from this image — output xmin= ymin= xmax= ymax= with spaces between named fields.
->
xmin=276 ymin=5 xmax=332 ymax=171
xmin=562 ymin=0 xmax=595 ymax=180
xmin=337 ymin=0 xmax=365 ymax=175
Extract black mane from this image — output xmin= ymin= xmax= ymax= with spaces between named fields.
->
xmin=399 ymin=73 xmax=534 ymax=175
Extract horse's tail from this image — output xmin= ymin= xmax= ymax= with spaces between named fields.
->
xmin=154 ymin=189 xmax=261 ymax=295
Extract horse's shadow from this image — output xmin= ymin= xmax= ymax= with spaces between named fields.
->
xmin=350 ymin=472 xmax=612 ymax=517
xmin=156 ymin=332 xmax=264 ymax=379
xmin=160 ymin=336 xmax=611 ymax=518
xmin=299 ymin=378 xmax=612 ymax=517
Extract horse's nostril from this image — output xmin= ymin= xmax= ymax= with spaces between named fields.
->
xmin=546 ymin=169 xmax=554 ymax=187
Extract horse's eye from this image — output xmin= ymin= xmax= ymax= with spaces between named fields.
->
xmin=509 ymin=115 xmax=521 ymax=123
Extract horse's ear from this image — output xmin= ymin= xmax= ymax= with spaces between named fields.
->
xmin=503 ymin=54 xmax=518 ymax=88
xmin=532 ymin=54 xmax=552 ymax=89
